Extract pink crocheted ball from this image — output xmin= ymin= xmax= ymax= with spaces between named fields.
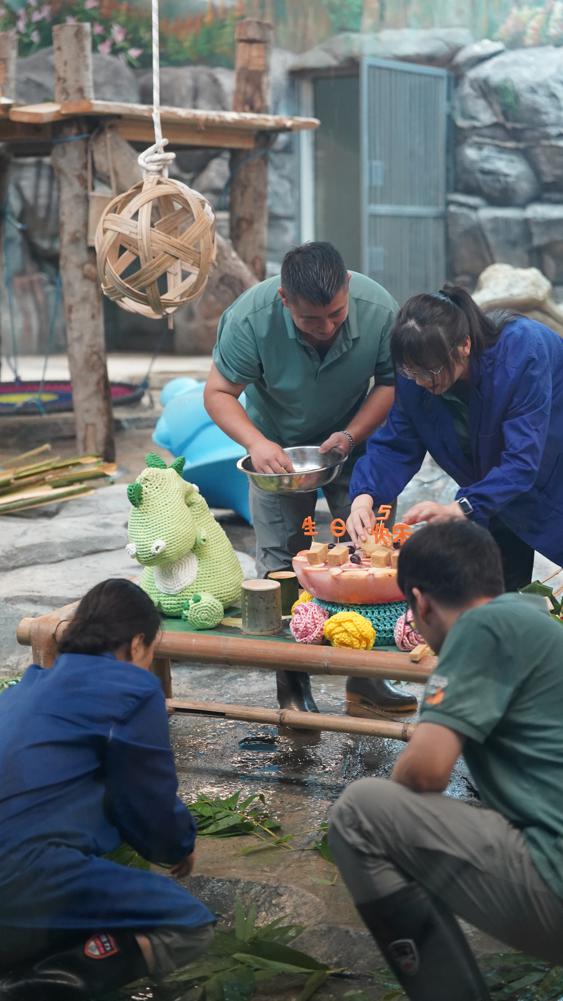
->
xmin=394 ymin=608 xmax=425 ymax=651
xmin=290 ymin=601 xmax=328 ymax=644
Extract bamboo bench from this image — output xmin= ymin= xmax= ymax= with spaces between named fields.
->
xmin=16 ymin=603 xmax=436 ymax=742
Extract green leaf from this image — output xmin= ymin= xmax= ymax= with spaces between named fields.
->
xmin=296 ymin=969 xmax=329 ymax=1000
xmin=234 ymin=899 xmax=256 ymax=943
xmin=234 ymin=954 xmax=316 ymax=974
xmin=236 ymin=938 xmax=326 ymax=972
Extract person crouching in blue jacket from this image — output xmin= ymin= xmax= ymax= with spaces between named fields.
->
xmin=0 ymin=578 xmax=214 ymax=1001
xmin=347 ymin=286 xmax=563 ymax=588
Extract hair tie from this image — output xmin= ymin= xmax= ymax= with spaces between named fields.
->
xmin=433 ymin=290 xmax=451 ymax=304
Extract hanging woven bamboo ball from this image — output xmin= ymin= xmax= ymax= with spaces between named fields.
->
xmin=95 ymin=174 xmax=216 ymax=319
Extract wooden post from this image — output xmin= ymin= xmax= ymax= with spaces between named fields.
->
xmin=152 ymin=656 xmax=173 ymax=699
xmin=51 ymin=23 xmax=115 ymax=462
xmin=230 ymin=18 xmax=272 ymax=281
xmin=0 ymin=30 xmax=16 ymax=104
xmin=0 ymin=31 xmax=16 ymax=380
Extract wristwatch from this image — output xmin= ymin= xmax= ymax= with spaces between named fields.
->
xmin=457 ymin=497 xmax=474 ymax=517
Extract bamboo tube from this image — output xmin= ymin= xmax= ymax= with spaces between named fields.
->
xmin=241 ymin=578 xmax=282 ymax=634
xmin=168 ymin=697 xmax=414 ymax=742
xmin=266 ymin=570 xmax=299 ymax=615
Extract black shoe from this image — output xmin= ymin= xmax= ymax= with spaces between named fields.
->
xmin=0 ymin=931 xmax=147 ymax=1000
xmin=276 ymin=670 xmax=319 ymax=713
xmin=346 ymin=676 xmax=417 ymax=717
xmin=357 ymin=885 xmax=490 ymax=1001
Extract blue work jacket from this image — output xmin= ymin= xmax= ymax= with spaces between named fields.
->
xmin=351 ymin=317 xmax=563 ymax=564
xmin=0 ymin=654 xmax=214 ymax=931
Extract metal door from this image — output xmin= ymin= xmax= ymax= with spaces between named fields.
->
xmin=360 ymin=58 xmax=448 ymax=306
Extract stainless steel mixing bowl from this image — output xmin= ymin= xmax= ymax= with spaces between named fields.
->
xmin=236 ymin=445 xmax=346 ymax=494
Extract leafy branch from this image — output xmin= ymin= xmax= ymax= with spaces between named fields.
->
xmin=161 ymin=899 xmax=341 ymax=1001
xmin=188 ymin=791 xmax=293 ymax=852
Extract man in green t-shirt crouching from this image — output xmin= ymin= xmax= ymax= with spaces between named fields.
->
xmin=329 ymin=520 xmax=563 ymax=1001
xmin=205 ymin=241 xmax=415 ymax=718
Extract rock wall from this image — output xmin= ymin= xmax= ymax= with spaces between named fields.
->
xmin=449 ymin=43 xmax=563 ymax=296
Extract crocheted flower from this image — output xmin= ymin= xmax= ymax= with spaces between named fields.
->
xmin=394 ymin=608 xmax=425 ymax=651
xmin=290 ymin=601 xmax=328 ymax=644
xmin=324 ymin=611 xmax=375 ymax=650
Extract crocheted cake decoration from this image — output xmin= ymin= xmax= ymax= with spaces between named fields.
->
xmin=126 ymin=453 xmax=243 ymax=627
xmin=324 ymin=610 xmax=376 ymax=650
xmin=314 ymin=598 xmax=407 ymax=647
xmin=394 ymin=608 xmax=425 ymax=652
xmin=290 ymin=601 xmax=328 ymax=644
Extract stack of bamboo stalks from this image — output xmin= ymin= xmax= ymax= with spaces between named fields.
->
xmin=0 ymin=445 xmax=116 ymax=515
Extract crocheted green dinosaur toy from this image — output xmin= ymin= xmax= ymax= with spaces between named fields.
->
xmin=126 ymin=453 xmax=243 ymax=627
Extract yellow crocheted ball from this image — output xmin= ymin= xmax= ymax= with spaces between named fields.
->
xmin=324 ymin=611 xmax=376 ymax=650
xmin=291 ymin=590 xmax=313 ymax=614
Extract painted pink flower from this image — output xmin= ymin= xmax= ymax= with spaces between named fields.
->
xmin=98 ymin=37 xmax=112 ymax=54
xmin=111 ymin=23 xmax=126 ymax=43
xmin=65 ymin=14 xmax=76 ymax=22
xmin=16 ymin=13 xmax=26 ymax=31
xmin=84 ymin=0 xmax=98 ymax=8
xmin=93 ymin=21 xmax=104 ymax=34
xmin=40 ymin=4 xmax=51 ymax=16
xmin=31 ymin=9 xmax=43 ymax=21
xmin=30 ymin=28 xmax=39 ymax=41
xmin=127 ymin=46 xmax=142 ymax=58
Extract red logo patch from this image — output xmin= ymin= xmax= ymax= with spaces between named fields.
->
xmin=84 ymin=933 xmax=119 ymax=960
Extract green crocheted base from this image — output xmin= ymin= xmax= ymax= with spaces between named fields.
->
xmin=313 ymin=599 xmax=407 ymax=648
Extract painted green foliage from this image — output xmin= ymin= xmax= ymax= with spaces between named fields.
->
xmin=126 ymin=453 xmax=243 ymax=626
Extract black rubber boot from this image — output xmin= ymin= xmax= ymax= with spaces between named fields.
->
xmin=276 ymin=670 xmax=319 ymax=713
xmin=0 ymin=931 xmax=148 ymax=1000
xmin=357 ymin=885 xmax=490 ymax=1001
xmin=346 ymin=676 xmax=418 ymax=717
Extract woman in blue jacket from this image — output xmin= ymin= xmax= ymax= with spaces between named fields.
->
xmin=0 ymin=578 xmax=214 ymax=1001
xmin=347 ymin=287 xmax=563 ymax=589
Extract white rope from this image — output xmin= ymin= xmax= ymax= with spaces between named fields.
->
xmin=137 ymin=0 xmax=175 ymax=177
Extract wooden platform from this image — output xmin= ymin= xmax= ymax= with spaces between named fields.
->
xmin=0 ymin=98 xmax=319 ymax=151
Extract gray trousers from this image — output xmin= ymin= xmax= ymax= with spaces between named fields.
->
xmin=329 ymin=777 xmax=563 ymax=964
xmin=250 ymin=462 xmax=353 ymax=578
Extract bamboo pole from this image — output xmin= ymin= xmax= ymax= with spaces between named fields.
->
xmin=168 ymin=697 xmax=414 ymax=741
xmin=156 ymin=631 xmax=435 ymax=681
xmin=17 ymin=611 xmax=435 ymax=682
xmin=51 ymin=23 xmax=115 ymax=462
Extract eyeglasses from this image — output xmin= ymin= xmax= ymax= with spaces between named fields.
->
xmin=397 ymin=363 xmax=446 ymax=383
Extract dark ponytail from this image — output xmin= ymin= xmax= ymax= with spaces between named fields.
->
xmin=391 ymin=284 xmax=517 ymax=379
xmin=58 ymin=579 xmax=161 ymax=657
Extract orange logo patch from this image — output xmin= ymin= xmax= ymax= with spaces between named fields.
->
xmin=425 ymin=689 xmax=445 ymax=706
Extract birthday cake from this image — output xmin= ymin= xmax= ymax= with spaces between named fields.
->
xmin=292 ymin=536 xmax=404 ymax=605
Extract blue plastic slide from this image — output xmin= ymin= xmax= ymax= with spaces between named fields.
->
xmin=153 ymin=377 xmax=252 ymax=524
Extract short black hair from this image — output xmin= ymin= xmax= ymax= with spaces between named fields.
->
xmin=58 ymin=578 xmax=161 ymax=657
xmin=280 ymin=242 xmax=347 ymax=305
xmin=397 ymin=521 xmax=504 ymax=608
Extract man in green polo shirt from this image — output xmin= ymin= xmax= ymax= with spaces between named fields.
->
xmin=329 ymin=520 xmax=563 ymax=1001
xmin=204 ymin=241 xmax=415 ymax=717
